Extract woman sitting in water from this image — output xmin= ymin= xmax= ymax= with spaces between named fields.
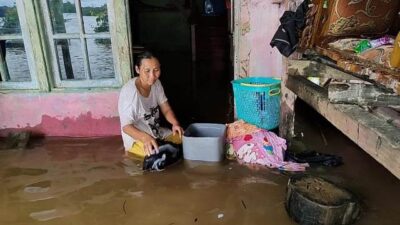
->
xmin=118 ymin=51 xmax=183 ymax=162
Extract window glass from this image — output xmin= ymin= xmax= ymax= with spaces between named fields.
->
xmin=87 ymin=38 xmax=114 ymax=79
xmin=0 ymin=0 xmax=21 ymax=35
xmin=55 ymin=39 xmax=85 ymax=80
xmin=47 ymin=0 xmax=79 ymax=34
xmin=4 ymin=40 xmax=30 ymax=81
xmin=81 ymin=0 xmax=109 ymax=34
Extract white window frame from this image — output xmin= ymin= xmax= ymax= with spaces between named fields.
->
xmin=40 ymin=0 xmax=123 ymax=89
xmin=0 ymin=0 xmax=40 ymax=90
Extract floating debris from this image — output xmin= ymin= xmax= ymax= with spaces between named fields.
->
xmin=241 ymin=200 xmax=247 ymax=209
xmin=123 ymin=200 xmax=127 ymax=215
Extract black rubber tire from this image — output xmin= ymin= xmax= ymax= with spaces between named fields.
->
xmin=285 ymin=175 xmax=360 ymax=225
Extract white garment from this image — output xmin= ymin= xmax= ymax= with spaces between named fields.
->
xmin=118 ymin=77 xmax=172 ymax=150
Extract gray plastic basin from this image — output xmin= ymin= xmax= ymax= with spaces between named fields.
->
xmin=183 ymin=123 xmax=226 ymax=162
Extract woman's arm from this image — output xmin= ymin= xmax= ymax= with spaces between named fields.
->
xmin=122 ymin=124 xmax=159 ymax=156
xmin=160 ymin=101 xmax=183 ymax=137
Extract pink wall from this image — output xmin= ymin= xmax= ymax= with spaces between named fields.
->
xmin=0 ymin=91 xmax=121 ymax=137
xmin=236 ymin=0 xmax=285 ymax=78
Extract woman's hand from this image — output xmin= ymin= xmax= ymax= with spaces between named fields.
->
xmin=141 ymin=133 xmax=159 ymax=156
xmin=172 ymin=124 xmax=184 ymax=138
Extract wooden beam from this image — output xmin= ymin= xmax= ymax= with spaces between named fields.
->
xmin=110 ymin=0 xmax=133 ymax=85
xmin=328 ymin=83 xmax=400 ymax=106
xmin=372 ymin=107 xmax=400 ymax=128
xmin=288 ymin=59 xmax=359 ymax=80
xmin=286 ymin=74 xmax=400 ymax=179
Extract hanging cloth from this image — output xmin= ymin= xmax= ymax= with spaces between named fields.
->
xmin=270 ymin=0 xmax=309 ymax=57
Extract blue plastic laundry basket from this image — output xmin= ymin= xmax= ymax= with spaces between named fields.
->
xmin=232 ymin=77 xmax=281 ymax=130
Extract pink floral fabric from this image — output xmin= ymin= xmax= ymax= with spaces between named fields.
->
xmin=227 ymin=121 xmax=308 ymax=171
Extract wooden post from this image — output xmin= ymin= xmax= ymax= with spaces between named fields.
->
xmin=0 ymin=41 xmax=10 ymax=81
xmin=280 ymin=58 xmax=297 ymax=139
xmin=328 ymin=83 xmax=400 ymax=106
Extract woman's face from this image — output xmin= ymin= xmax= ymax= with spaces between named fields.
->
xmin=135 ymin=57 xmax=161 ymax=86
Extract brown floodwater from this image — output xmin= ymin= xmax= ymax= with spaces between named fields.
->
xmin=1 ymin=104 xmax=399 ymax=225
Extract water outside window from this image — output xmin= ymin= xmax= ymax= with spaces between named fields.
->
xmin=4 ymin=41 xmax=30 ymax=81
xmin=55 ymin=38 xmax=85 ymax=80
xmin=48 ymin=0 xmax=114 ymax=81
xmin=87 ymin=39 xmax=114 ymax=79
xmin=81 ymin=0 xmax=109 ymax=34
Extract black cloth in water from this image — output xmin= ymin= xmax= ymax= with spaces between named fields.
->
xmin=142 ymin=140 xmax=182 ymax=171
xmin=285 ymin=150 xmax=343 ymax=167
xmin=270 ymin=0 xmax=309 ymax=57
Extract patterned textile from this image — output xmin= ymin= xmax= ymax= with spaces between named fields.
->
xmin=327 ymin=38 xmax=363 ymax=52
xmin=299 ymin=0 xmax=323 ymax=50
xmin=226 ymin=120 xmax=260 ymax=140
xmin=316 ymin=44 xmax=400 ymax=94
xmin=299 ymin=0 xmax=400 ymax=48
xmin=321 ymin=0 xmax=399 ymax=39
xmin=358 ymin=45 xmax=393 ymax=68
xmin=226 ymin=120 xmax=309 ymax=171
xmin=327 ymin=38 xmax=394 ymax=68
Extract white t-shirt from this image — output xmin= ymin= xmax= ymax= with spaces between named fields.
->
xmin=118 ymin=77 xmax=172 ymax=150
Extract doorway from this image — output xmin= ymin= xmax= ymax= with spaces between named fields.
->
xmin=129 ymin=0 xmax=233 ymax=127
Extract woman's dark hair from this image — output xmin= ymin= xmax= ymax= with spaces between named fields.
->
xmin=135 ymin=51 xmax=157 ymax=68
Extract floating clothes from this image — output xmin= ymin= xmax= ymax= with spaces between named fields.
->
xmin=142 ymin=139 xmax=182 ymax=171
xmin=142 ymin=143 xmax=181 ymax=171
xmin=226 ymin=120 xmax=308 ymax=171
xmin=270 ymin=0 xmax=309 ymax=57
xmin=285 ymin=150 xmax=343 ymax=167
xmin=285 ymin=138 xmax=343 ymax=167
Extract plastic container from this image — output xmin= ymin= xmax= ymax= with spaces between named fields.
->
xmin=232 ymin=77 xmax=281 ymax=130
xmin=182 ymin=123 xmax=226 ymax=162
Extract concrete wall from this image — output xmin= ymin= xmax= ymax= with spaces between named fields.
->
xmin=0 ymin=91 xmax=120 ymax=137
xmin=234 ymin=0 xmax=285 ymax=79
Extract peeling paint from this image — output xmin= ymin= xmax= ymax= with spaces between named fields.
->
xmin=0 ymin=91 xmax=121 ymax=137
xmin=241 ymin=21 xmax=251 ymax=36
xmin=0 ymin=112 xmax=120 ymax=137
xmin=240 ymin=51 xmax=251 ymax=78
xmin=235 ymin=0 xmax=285 ymax=78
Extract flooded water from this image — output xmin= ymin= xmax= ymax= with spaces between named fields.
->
xmin=1 ymin=104 xmax=400 ymax=225
xmin=0 ymin=137 xmax=294 ymax=225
